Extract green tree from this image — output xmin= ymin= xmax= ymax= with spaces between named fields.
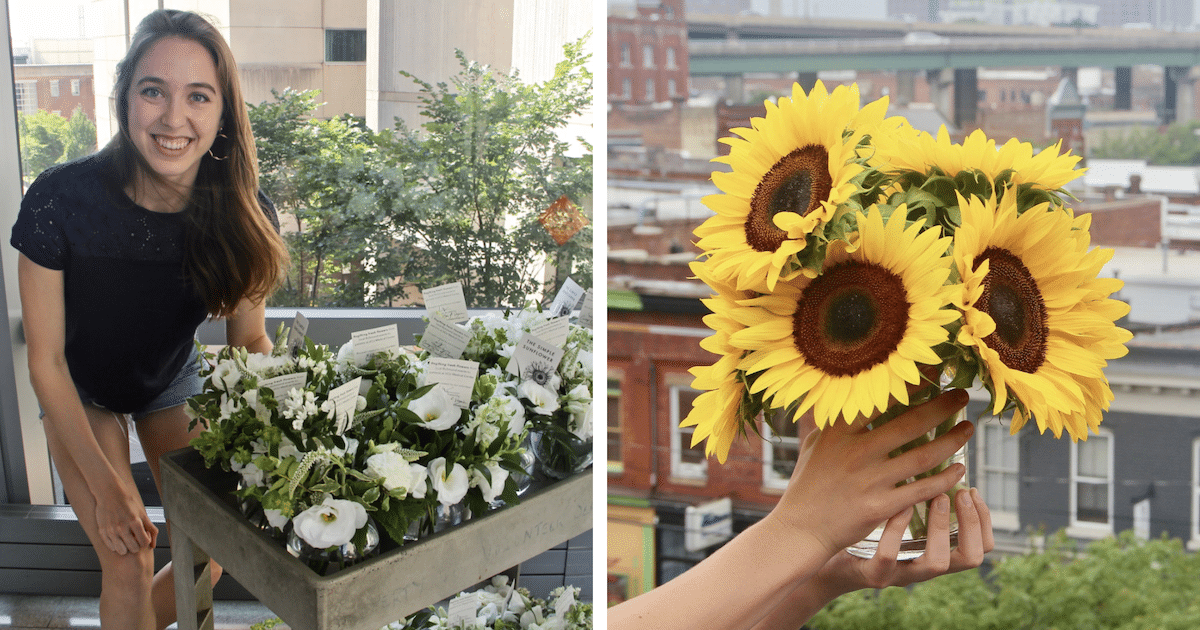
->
xmin=1091 ymin=121 xmax=1200 ymax=166
xmin=387 ymin=36 xmax=593 ymax=308
xmin=808 ymin=530 xmax=1200 ymax=630
xmin=18 ymin=107 xmax=96 ymax=182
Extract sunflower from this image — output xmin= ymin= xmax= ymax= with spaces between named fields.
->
xmin=727 ymin=205 xmax=959 ymax=429
xmin=679 ymin=259 xmax=756 ymax=463
xmin=693 ymin=81 xmax=891 ymax=293
xmin=953 ymin=193 xmax=1131 ymax=440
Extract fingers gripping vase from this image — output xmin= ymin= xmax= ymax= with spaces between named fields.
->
xmin=846 ymin=404 xmax=970 ymax=561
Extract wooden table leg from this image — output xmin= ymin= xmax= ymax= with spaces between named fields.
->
xmin=170 ymin=526 xmax=215 ymax=630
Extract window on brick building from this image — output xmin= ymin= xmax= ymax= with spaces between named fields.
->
xmin=761 ymin=409 xmax=800 ymax=490
xmin=70 ymin=79 xmax=80 ymax=96
xmin=642 ymin=44 xmax=654 ymax=68
xmin=1069 ymin=429 xmax=1113 ymax=537
xmin=667 ymin=79 xmax=676 ymax=98
xmin=49 ymin=80 xmax=59 ymax=98
xmin=668 ymin=378 xmax=707 ymax=481
xmin=620 ymin=43 xmax=631 ymax=67
xmin=666 ymin=47 xmax=676 ymax=69
xmin=622 ymin=78 xmax=631 ymax=100
xmin=607 ymin=373 xmax=623 ymax=474
xmin=15 ymin=81 xmax=37 ymax=114
xmin=645 ymin=78 xmax=655 ymax=102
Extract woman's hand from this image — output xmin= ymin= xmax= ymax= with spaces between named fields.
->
xmin=766 ymin=389 xmax=974 ymax=560
xmin=816 ymin=487 xmax=994 ymax=593
xmin=94 ymin=485 xmax=158 ymax=555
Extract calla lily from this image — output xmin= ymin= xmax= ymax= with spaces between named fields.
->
xmin=292 ymin=496 xmax=367 ymax=549
xmin=409 ymin=386 xmax=460 ymax=431
xmin=518 ymin=380 xmax=559 ymax=416
xmin=428 ymin=457 xmax=469 ymax=506
xmin=470 ymin=461 xmax=510 ymax=503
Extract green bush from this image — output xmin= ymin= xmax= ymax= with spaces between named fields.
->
xmin=809 ymin=531 xmax=1200 ymax=630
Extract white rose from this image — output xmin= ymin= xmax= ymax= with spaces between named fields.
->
xmin=291 ymin=496 xmax=367 ymax=549
xmin=365 ymin=451 xmax=426 ymax=497
xmin=428 ymin=457 xmax=469 ymax=506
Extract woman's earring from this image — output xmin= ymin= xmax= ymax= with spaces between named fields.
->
xmin=207 ymin=131 xmax=229 ymax=161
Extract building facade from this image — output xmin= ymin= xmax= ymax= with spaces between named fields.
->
xmin=608 ymin=0 xmax=690 ymax=105
xmin=11 ymin=64 xmax=95 ymax=121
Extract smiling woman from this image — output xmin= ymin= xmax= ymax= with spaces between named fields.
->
xmin=8 ymin=9 xmax=287 ymax=630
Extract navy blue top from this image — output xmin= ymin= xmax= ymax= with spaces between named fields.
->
xmin=10 ymin=153 xmax=278 ymax=413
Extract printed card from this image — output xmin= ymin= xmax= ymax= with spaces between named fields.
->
xmin=419 ymin=316 xmax=472 ymax=359
xmin=506 ymin=333 xmax=565 ymax=381
xmin=530 ymin=315 xmax=570 ymax=348
xmin=259 ymin=372 xmax=308 ymax=401
xmin=351 ymin=324 xmax=400 ymax=367
xmin=423 ymin=282 xmax=469 ymax=324
xmin=424 ymin=358 xmax=479 ymax=409
xmin=286 ymin=312 xmax=309 ymax=357
xmin=577 ymin=288 xmax=594 ymax=329
xmin=447 ymin=592 xmax=479 ymax=628
xmin=328 ymin=377 xmax=362 ymax=435
xmin=547 ymin=277 xmax=585 ymax=319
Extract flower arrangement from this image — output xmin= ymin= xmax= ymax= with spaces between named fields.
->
xmin=683 ymin=81 xmax=1132 ymax=549
xmin=388 ymin=577 xmax=592 ymax=630
xmin=187 ymin=300 xmax=592 ymax=573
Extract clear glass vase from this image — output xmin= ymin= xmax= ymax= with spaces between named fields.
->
xmin=511 ymin=433 xmax=537 ymax=495
xmin=286 ymin=516 xmax=380 ymax=574
xmin=529 ymin=428 xmax=593 ymax=480
xmin=846 ymin=402 xmax=970 ymax=561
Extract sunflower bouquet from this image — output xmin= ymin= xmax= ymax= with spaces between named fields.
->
xmin=683 ymin=81 xmax=1132 ymax=554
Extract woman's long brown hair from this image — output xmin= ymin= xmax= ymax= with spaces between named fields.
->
xmin=102 ymin=9 xmax=289 ymax=318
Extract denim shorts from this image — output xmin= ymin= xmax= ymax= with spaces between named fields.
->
xmin=46 ymin=345 xmax=205 ymax=422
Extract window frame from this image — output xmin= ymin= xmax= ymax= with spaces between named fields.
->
xmin=1067 ymin=428 xmax=1114 ymax=538
xmin=14 ymin=80 xmax=37 ymax=114
xmin=760 ymin=410 xmax=799 ymax=491
xmin=667 ymin=380 xmax=707 ymax=482
xmin=70 ymin=79 xmax=80 ymax=96
xmin=49 ymin=79 xmax=59 ymax=98
xmin=642 ymin=44 xmax=654 ymax=69
xmin=976 ymin=421 xmax=1021 ymax=531
xmin=607 ymin=370 xmax=624 ymax=474
xmin=644 ymin=78 xmax=655 ymax=102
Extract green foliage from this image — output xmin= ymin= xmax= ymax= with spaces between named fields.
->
xmin=1090 ymin=121 xmax=1200 ymax=166
xmin=809 ymin=531 xmax=1200 ymax=630
xmin=250 ymin=35 xmax=593 ymax=309
xmin=18 ymin=107 xmax=96 ymax=182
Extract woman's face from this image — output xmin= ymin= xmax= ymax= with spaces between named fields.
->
xmin=126 ymin=36 xmax=224 ymax=191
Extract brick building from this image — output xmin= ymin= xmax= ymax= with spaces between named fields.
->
xmin=11 ymin=64 xmax=95 ymax=122
xmin=608 ymin=0 xmax=689 ymax=105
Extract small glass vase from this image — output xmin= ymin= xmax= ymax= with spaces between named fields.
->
xmin=433 ymin=501 xmax=468 ymax=532
xmin=511 ymin=434 xmax=537 ymax=496
xmin=846 ymin=393 xmax=970 ymax=561
xmin=529 ymin=428 xmax=593 ymax=480
xmin=286 ymin=516 xmax=380 ymax=574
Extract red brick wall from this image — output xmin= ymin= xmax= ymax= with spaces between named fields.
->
xmin=608 ymin=218 xmax=702 ymax=256
xmin=607 ymin=0 xmax=689 ymax=106
xmin=1076 ymin=198 xmax=1161 ymax=248
xmin=608 ymin=104 xmax=682 ymax=150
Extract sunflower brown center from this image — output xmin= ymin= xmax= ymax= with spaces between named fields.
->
xmin=745 ymin=145 xmax=833 ymax=253
xmin=973 ymin=247 xmax=1047 ymax=373
xmin=792 ymin=260 xmax=910 ymax=377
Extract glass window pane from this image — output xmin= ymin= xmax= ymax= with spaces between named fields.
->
xmin=1078 ymin=437 xmax=1109 ymax=478
xmin=985 ymin=425 xmax=1002 ymax=464
xmin=1078 ymin=482 xmax=1108 ymax=523
xmin=1003 ymin=476 xmax=1019 ymax=513
xmin=771 ymin=443 xmax=796 ymax=478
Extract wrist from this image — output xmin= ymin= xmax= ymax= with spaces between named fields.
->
xmin=755 ymin=513 xmax=841 ymax=586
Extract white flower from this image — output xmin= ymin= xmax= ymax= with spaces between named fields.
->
xmin=365 ymin=451 xmax=428 ymax=498
xmin=469 ymin=461 xmax=509 ymax=504
xmin=278 ymin=438 xmax=300 ymax=461
xmin=332 ymin=436 xmax=360 ymax=460
xmin=263 ymin=508 xmax=289 ymax=530
xmin=409 ymin=386 xmax=460 ymax=431
xmin=428 ymin=457 xmax=469 ymax=506
xmin=210 ymin=361 xmax=241 ymax=392
xmin=238 ymin=462 xmax=265 ymax=488
xmin=518 ymin=380 xmax=559 ymax=416
xmin=218 ymin=393 xmax=241 ymax=421
xmin=291 ymin=496 xmax=367 ymax=549
xmin=242 ymin=389 xmax=270 ymax=420
xmin=243 ymin=353 xmax=290 ymax=377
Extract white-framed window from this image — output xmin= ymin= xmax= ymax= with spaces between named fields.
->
xmin=15 ymin=81 xmax=37 ymax=114
xmin=666 ymin=47 xmax=677 ymax=69
xmin=620 ymin=43 xmax=631 ymax=67
xmin=761 ymin=409 xmax=800 ymax=491
xmin=621 ymin=78 xmax=632 ymax=100
xmin=1190 ymin=438 xmax=1200 ymax=550
xmin=667 ymin=78 xmax=677 ymax=98
xmin=70 ymin=79 xmax=80 ymax=96
xmin=642 ymin=44 xmax=654 ymax=68
xmin=49 ymin=80 xmax=59 ymax=98
xmin=668 ymin=381 xmax=707 ymax=481
xmin=977 ymin=421 xmax=1020 ymax=531
xmin=1068 ymin=429 xmax=1114 ymax=538
xmin=645 ymin=78 xmax=655 ymax=102
xmin=607 ymin=371 xmax=624 ymax=474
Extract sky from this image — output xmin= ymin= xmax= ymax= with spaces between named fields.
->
xmin=7 ymin=0 xmax=94 ymax=49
